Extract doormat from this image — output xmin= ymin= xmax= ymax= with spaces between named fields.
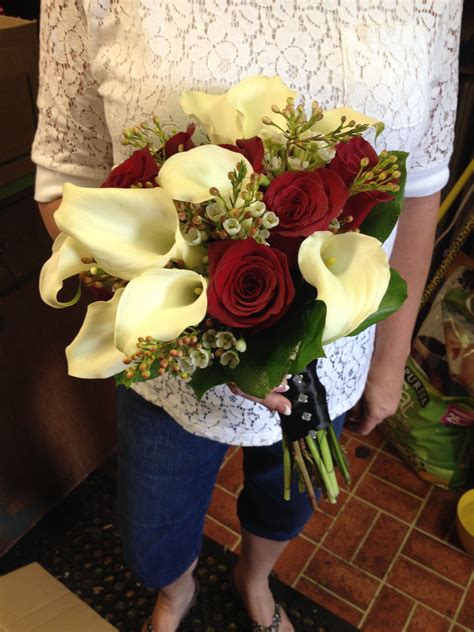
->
xmin=0 ymin=472 xmax=357 ymax=632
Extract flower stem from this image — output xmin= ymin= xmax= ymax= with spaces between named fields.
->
xmin=305 ymin=434 xmax=337 ymax=503
xmin=282 ymin=435 xmax=292 ymax=502
xmin=292 ymin=440 xmax=318 ymax=510
xmin=317 ymin=429 xmax=339 ymax=497
xmin=327 ymin=424 xmax=352 ymax=486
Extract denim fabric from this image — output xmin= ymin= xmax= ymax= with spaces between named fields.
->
xmin=116 ymin=386 xmax=345 ymax=588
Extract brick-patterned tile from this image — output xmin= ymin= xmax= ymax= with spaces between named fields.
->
xmin=203 ymin=517 xmax=240 ymax=550
xmin=344 ymin=426 xmax=385 ymax=448
xmin=355 ymin=473 xmax=422 ymax=522
xmin=387 ymin=557 xmax=463 ymax=618
xmin=355 ymin=513 xmax=408 ymax=578
xmin=273 ymin=535 xmax=316 ymax=586
xmin=216 ymin=448 xmax=243 ymax=494
xmin=362 ymin=586 xmax=414 ymax=632
xmin=324 ymin=497 xmax=377 ymax=560
xmin=369 ymin=452 xmax=431 ymax=498
xmin=207 ymin=486 xmax=240 ymax=533
xmin=416 ymin=487 xmax=461 ymax=539
xmin=318 ymin=489 xmax=349 ymax=518
xmin=305 ymin=548 xmax=379 ymax=610
xmin=295 ymin=577 xmax=363 ymax=627
xmin=302 ymin=509 xmax=334 ymax=543
xmin=457 ymin=579 xmax=474 ymax=629
xmin=340 ymin=431 xmax=352 ymax=447
xmin=406 ymin=605 xmax=451 ymax=632
xmin=403 ymin=529 xmax=472 ymax=586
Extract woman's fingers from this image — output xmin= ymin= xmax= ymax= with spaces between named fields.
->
xmin=262 ymin=392 xmax=292 ymax=415
xmin=227 ymin=383 xmax=292 ymax=415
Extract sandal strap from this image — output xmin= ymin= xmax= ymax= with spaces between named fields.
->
xmin=251 ymin=602 xmax=282 ymax=632
xmin=145 ymin=617 xmax=154 ymax=632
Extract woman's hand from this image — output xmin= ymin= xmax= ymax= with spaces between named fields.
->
xmin=346 ymin=356 xmax=405 ymax=435
xmin=228 ymin=379 xmax=292 ymax=416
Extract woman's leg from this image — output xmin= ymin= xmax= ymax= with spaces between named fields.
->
xmin=116 ymin=387 xmax=228 ymax=631
xmin=235 ymin=415 xmax=346 ymax=630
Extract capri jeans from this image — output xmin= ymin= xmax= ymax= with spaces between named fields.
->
xmin=116 ymin=386 xmax=345 ymax=588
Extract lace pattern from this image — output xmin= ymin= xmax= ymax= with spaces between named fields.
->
xmin=32 ymin=0 xmax=462 ymax=445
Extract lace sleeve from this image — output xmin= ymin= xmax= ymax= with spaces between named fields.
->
xmin=31 ymin=0 xmax=113 ymax=202
xmin=404 ymin=2 xmax=463 ymax=198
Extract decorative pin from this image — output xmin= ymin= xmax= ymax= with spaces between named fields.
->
xmin=301 ymin=412 xmax=312 ymax=421
xmin=293 ymin=374 xmax=304 ymax=385
xmin=297 ymin=393 xmax=309 ymax=404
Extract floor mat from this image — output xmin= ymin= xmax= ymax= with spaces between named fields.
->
xmin=0 ymin=472 xmax=357 ymax=632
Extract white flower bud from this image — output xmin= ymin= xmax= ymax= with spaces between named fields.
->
xmin=223 ymin=218 xmax=241 ymax=236
xmin=262 ymin=211 xmax=279 ymax=229
xmin=206 ymin=203 xmax=225 ymax=223
xmin=249 ymin=200 xmax=266 ymax=217
xmin=235 ymin=338 xmax=247 ymax=353
xmin=184 ymin=227 xmax=202 ymax=245
xmin=220 ymin=350 xmax=240 ymax=369
xmin=190 ymin=348 xmax=211 ymax=369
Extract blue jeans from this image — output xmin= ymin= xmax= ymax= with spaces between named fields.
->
xmin=116 ymin=386 xmax=345 ymax=588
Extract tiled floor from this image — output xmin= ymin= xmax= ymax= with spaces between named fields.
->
xmin=205 ymin=427 xmax=474 ymax=631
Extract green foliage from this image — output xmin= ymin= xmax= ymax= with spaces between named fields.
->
xmin=359 ymin=151 xmax=408 ymax=243
xmin=189 ymin=288 xmax=327 ymax=400
xmin=348 ymin=268 xmax=408 ymax=337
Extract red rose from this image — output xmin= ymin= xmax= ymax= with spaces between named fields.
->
xmin=207 ymin=238 xmax=295 ymax=331
xmin=165 ymin=123 xmax=196 ymax=158
xmin=329 ymin=137 xmax=394 ymax=229
xmin=264 ymin=169 xmax=348 ymax=237
xmin=101 ymin=148 xmax=159 ymax=188
xmin=220 ymin=137 xmax=265 ymax=173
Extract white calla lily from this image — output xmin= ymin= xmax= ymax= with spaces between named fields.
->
xmin=158 ymin=145 xmax=253 ymax=204
xmin=115 ymin=268 xmax=208 ymax=356
xmin=54 ymin=184 xmax=183 ymax=280
xmin=181 ymin=75 xmax=298 ymax=144
xmin=298 ymin=232 xmax=390 ymax=344
xmin=66 ymin=288 xmax=127 ymax=378
xmin=313 ymin=107 xmax=384 ymax=138
xmin=39 ymin=234 xmax=91 ymax=308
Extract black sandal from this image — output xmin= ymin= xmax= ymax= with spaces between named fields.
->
xmin=143 ymin=577 xmax=199 ymax=631
xmin=230 ymin=570 xmax=283 ymax=632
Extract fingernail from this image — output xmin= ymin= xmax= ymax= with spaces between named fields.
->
xmin=285 ymin=374 xmax=292 ymax=379
xmin=278 ymin=384 xmax=290 ymax=392
xmin=282 ymin=405 xmax=292 ymax=416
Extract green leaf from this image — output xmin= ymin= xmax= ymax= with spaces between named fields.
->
xmin=359 ymin=151 xmax=408 ymax=244
xmin=189 ymin=287 xmax=327 ymax=400
xmin=188 ymin=361 xmax=229 ymax=400
xmin=348 ymin=268 xmax=407 ymax=337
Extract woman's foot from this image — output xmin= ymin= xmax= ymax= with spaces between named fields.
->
xmin=233 ymin=563 xmax=294 ymax=632
xmin=141 ymin=574 xmax=197 ymax=632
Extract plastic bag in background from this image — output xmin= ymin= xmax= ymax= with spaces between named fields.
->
xmin=383 ymin=257 xmax=474 ymax=489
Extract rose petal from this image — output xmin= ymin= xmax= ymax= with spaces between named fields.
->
xmin=66 ymin=289 xmax=127 ymax=378
xmin=114 ymin=268 xmax=208 ymax=356
xmin=158 ymin=145 xmax=253 ymax=204
xmin=55 ymin=184 xmax=181 ymax=280
xmin=298 ymin=232 xmax=390 ymax=343
xmin=39 ymin=234 xmax=90 ymax=308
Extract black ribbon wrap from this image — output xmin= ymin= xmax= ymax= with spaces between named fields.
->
xmin=279 ymin=360 xmax=332 ymax=441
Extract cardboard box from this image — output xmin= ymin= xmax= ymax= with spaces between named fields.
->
xmin=0 ymin=16 xmax=38 ymax=189
xmin=0 ymin=563 xmax=118 ymax=632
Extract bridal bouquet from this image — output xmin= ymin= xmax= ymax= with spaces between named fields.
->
xmin=40 ymin=76 xmax=407 ymax=506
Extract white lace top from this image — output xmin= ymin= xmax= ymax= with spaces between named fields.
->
xmin=32 ymin=0 xmax=461 ymax=446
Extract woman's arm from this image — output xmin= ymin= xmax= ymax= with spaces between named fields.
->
xmin=347 ymin=191 xmax=440 ymax=434
xmin=38 ymin=199 xmax=62 ymax=240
